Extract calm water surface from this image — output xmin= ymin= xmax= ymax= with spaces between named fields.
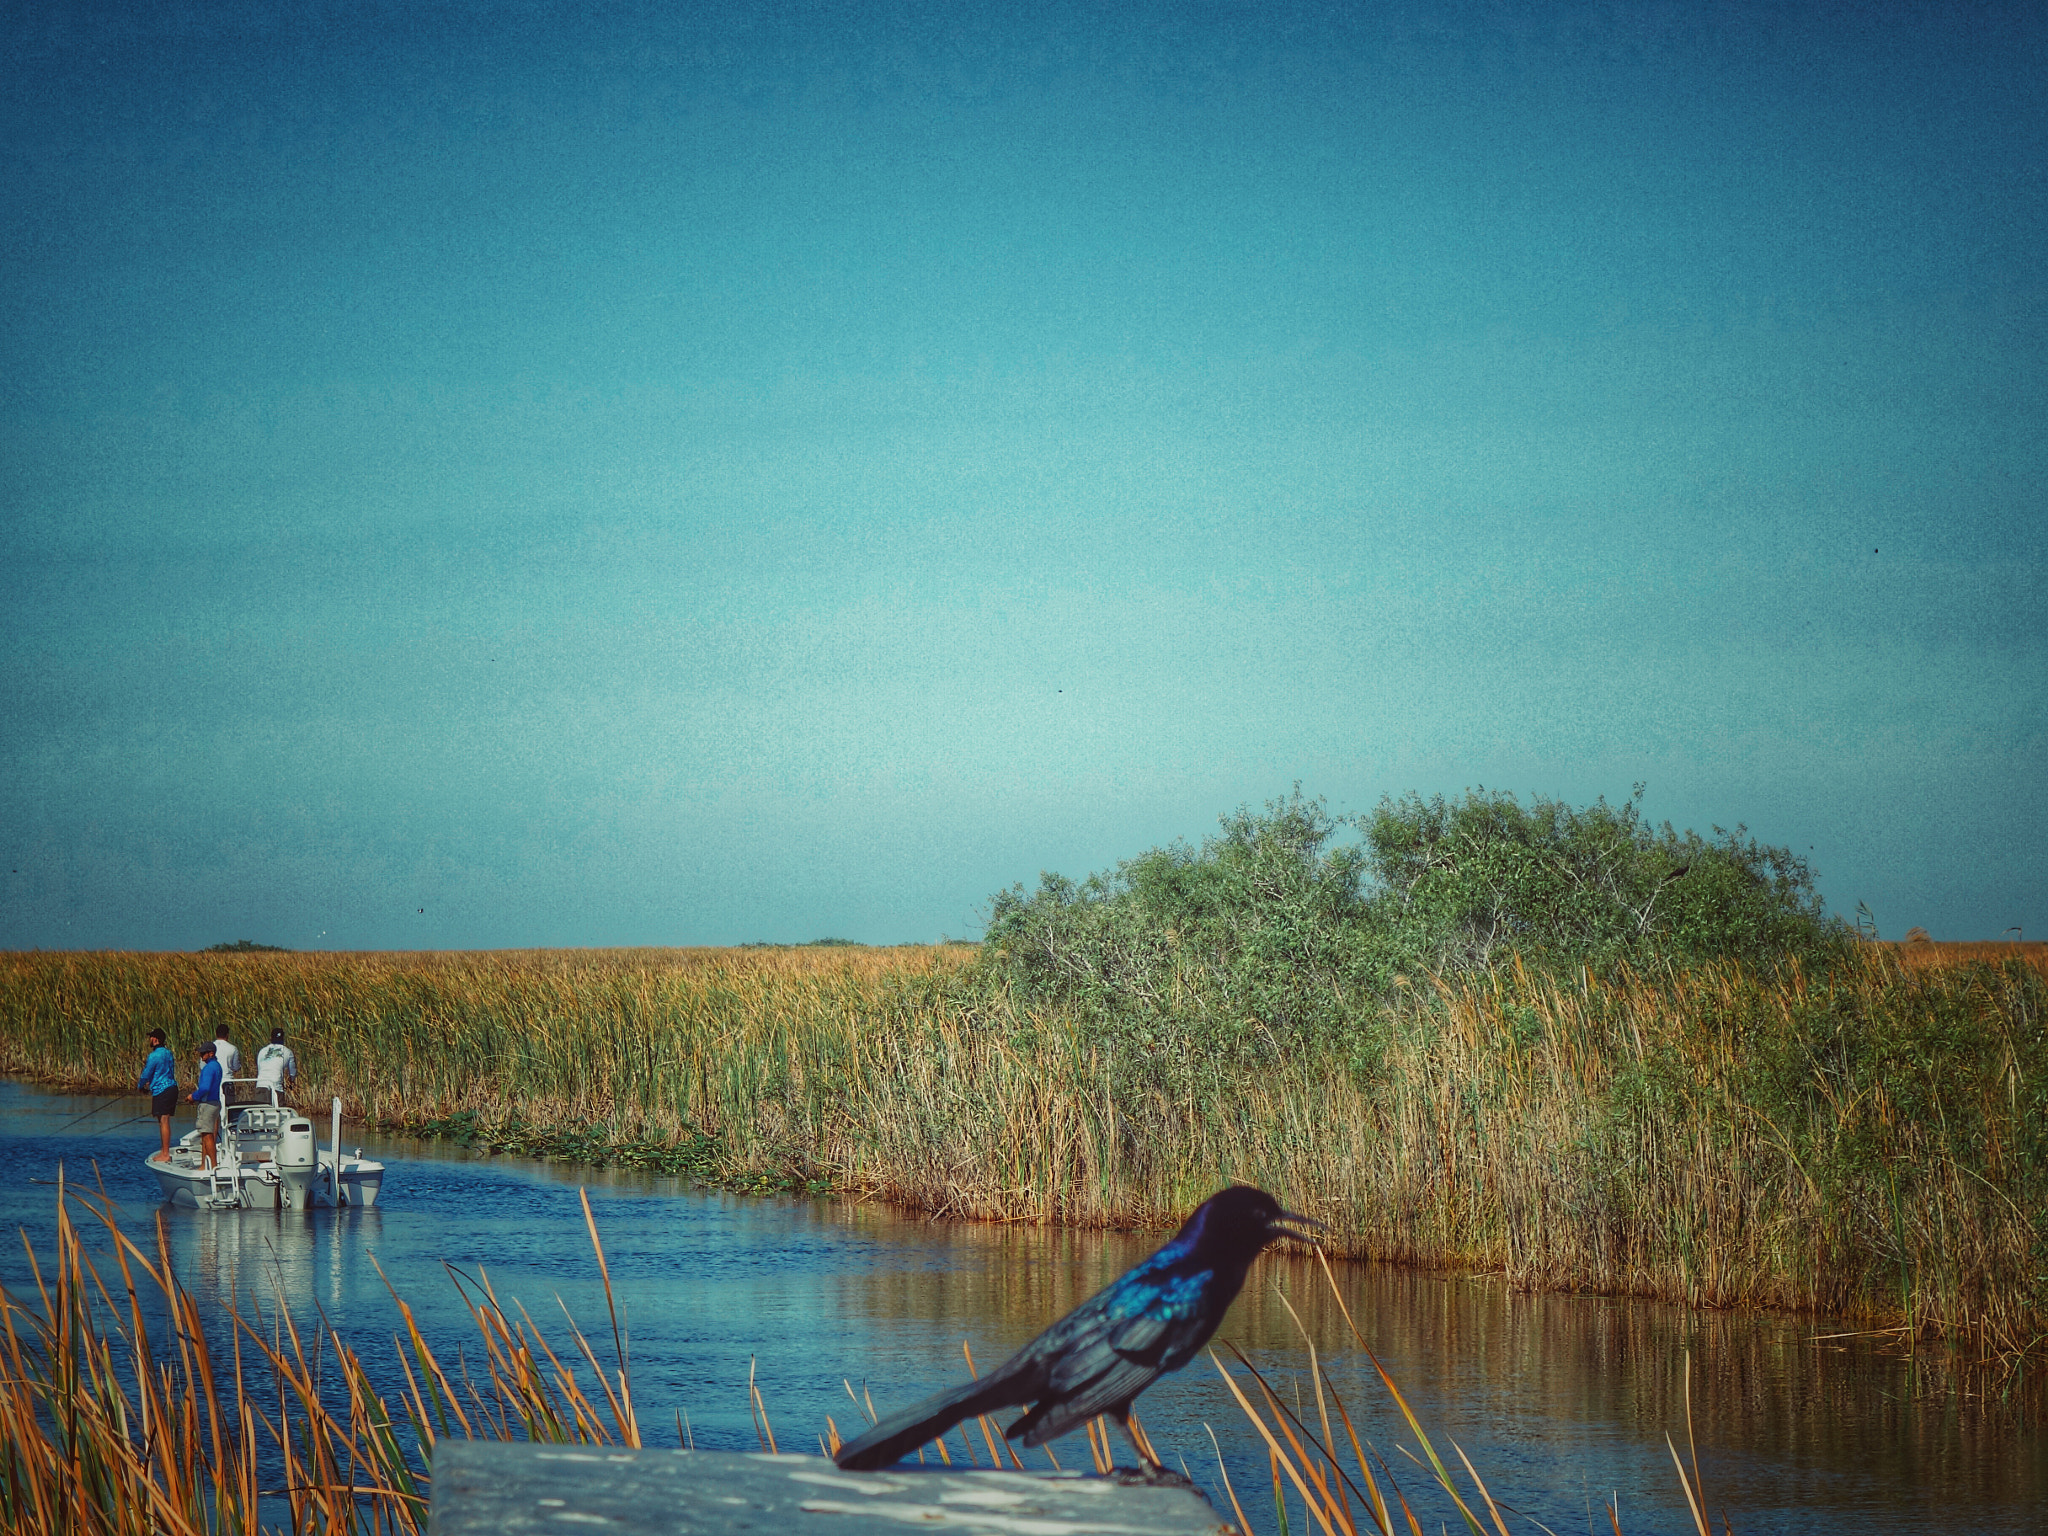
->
xmin=3 ymin=1081 xmax=2041 ymax=1534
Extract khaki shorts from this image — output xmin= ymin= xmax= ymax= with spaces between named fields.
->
xmin=195 ymin=1102 xmax=221 ymax=1133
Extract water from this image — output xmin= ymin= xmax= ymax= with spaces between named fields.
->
xmin=3 ymin=1080 xmax=2041 ymax=1533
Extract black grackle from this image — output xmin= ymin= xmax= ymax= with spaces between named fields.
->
xmin=834 ymin=1185 xmax=1318 ymax=1475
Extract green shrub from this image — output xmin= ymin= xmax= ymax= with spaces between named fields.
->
xmin=979 ymin=785 xmax=1851 ymax=1063
xmin=1361 ymin=784 xmax=1851 ymax=979
xmin=982 ymin=790 xmax=1379 ymax=1069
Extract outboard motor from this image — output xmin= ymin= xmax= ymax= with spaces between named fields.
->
xmin=276 ymin=1118 xmax=318 ymax=1210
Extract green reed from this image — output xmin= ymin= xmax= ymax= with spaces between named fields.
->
xmin=2 ymin=943 xmax=2042 ymax=1360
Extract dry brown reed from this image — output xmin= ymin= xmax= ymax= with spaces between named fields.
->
xmin=1 ymin=1181 xmax=1711 ymax=1536
xmin=1213 ymin=1249 xmax=1719 ymax=1536
xmin=1300 ymin=956 xmax=2046 ymax=1361
xmin=0 ymin=1176 xmax=638 ymax=1536
xmin=3 ymin=942 xmax=2041 ymax=1356
xmin=1882 ymin=940 xmax=2048 ymax=975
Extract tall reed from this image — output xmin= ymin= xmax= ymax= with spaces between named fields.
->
xmin=0 ymin=1179 xmax=637 ymax=1536
xmin=3 ymin=943 xmax=2041 ymax=1356
xmin=1212 ymin=1249 xmax=1723 ymax=1536
xmin=4 ymin=1185 xmax=1720 ymax=1536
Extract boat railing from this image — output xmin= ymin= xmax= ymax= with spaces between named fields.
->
xmin=221 ymin=1080 xmax=295 ymax=1148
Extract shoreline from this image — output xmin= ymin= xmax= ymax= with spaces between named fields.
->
xmin=4 ymin=1060 xmax=2034 ymax=1384
xmin=4 ymin=943 xmax=2043 ymax=1371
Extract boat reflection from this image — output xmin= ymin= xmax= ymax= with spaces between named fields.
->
xmin=161 ymin=1201 xmax=387 ymax=1320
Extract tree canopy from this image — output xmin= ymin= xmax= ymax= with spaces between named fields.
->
xmin=981 ymin=787 xmax=1848 ymax=1054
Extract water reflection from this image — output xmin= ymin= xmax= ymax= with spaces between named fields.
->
xmin=173 ymin=1198 xmax=386 ymax=1317
xmin=4 ymin=1081 xmax=2042 ymax=1534
xmin=774 ymin=1202 xmax=2048 ymax=1531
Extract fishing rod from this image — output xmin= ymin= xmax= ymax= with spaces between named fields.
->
xmin=96 ymin=1113 xmax=161 ymax=1132
xmin=52 ymin=1092 xmax=134 ymax=1133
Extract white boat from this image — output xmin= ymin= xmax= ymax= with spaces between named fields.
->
xmin=150 ymin=1085 xmax=386 ymax=1211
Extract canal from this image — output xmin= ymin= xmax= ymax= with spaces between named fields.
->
xmin=3 ymin=1080 xmax=2041 ymax=1533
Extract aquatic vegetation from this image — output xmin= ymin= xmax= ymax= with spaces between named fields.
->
xmin=0 ymin=1179 xmax=640 ymax=1536
xmin=2 ymin=936 xmax=2042 ymax=1363
xmin=1 ymin=1185 xmax=1719 ymax=1536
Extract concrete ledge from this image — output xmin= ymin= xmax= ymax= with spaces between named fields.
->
xmin=430 ymin=1445 xmax=1231 ymax=1536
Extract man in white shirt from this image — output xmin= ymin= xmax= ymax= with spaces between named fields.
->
xmin=255 ymin=1027 xmax=298 ymax=1101
xmin=213 ymin=1025 xmax=242 ymax=1102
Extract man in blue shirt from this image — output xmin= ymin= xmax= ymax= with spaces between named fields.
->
xmin=188 ymin=1041 xmax=223 ymax=1168
xmin=137 ymin=1028 xmax=177 ymax=1162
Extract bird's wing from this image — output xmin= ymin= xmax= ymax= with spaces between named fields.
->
xmin=1012 ymin=1353 xmax=1161 ymax=1447
xmin=1007 ymin=1314 xmax=1178 ymax=1448
xmin=1040 ymin=1312 xmax=1173 ymax=1391
xmin=1100 ymin=1314 xmax=1173 ymax=1362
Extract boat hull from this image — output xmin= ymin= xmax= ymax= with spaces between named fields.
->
xmin=149 ymin=1151 xmax=385 ymax=1210
xmin=147 ymin=1090 xmax=388 ymax=1210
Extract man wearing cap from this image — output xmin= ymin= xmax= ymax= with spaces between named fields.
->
xmin=138 ymin=1028 xmax=177 ymax=1162
xmin=255 ymin=1026 xmax=298 ymax=1101
xmin=189 ymin=1042 xmax=223 ymax=1168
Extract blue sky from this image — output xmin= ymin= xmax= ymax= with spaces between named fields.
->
xmin=3 ymin=1 xmax=2042 ymax=949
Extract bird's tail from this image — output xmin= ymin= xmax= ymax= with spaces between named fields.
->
xmin=833 ymin=1370 xmax=1024 ymax=1471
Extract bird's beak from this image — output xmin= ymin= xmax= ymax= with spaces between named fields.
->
xmin=1269 ymin=1210 xmax=1324 ymax=1246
